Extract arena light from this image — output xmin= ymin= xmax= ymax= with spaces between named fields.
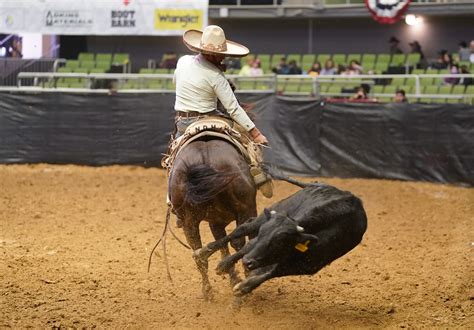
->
xmin=405 ymin=14 xmax=423 ymax=26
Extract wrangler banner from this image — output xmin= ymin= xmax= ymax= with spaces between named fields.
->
xmin=0 ymin=0 xmax=208 ymax=36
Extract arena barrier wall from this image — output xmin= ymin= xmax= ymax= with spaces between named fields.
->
xmin=1 ymin=91 xmax=473 ymax=186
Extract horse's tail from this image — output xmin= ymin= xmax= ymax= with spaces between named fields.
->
xmin=185 ymin=164 xmax=237 ymax=205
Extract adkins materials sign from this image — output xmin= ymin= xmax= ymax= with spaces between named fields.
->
xmin=0 ymin=0 xmax=208 ymax=36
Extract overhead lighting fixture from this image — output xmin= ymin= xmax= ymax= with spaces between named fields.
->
xmin=405 ymin=14 xmax=423 ymax=26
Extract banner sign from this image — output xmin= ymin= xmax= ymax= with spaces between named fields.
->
xmin=0 ymin=0 xmax=208 ymax=36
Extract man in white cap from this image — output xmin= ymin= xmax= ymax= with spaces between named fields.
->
xmin=174 ymin=25 xmax=272 ymax=197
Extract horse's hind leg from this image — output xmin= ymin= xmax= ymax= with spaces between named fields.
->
xmin=183 ymin=222 xmax=213 ymax=301
xmin=209 ymin=223 xmax=242 ymax=288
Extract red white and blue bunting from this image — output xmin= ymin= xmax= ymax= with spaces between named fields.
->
xmin=365 ymin=0 xmax=412 ymax=24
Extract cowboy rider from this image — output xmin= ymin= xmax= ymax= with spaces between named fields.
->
xmin=173 ymin=25 xmax=272 ymax=197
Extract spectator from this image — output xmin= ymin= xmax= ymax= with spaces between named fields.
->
xmin=458 ymin=41 xmax=470 ymax=62
xmin=272 ymin=57 xmax=289 ymax=74
xmin=350 ymin=86 xmax=368 ymax=100
xmin=470 ymin=40 xmax=474 ymax=63
xmin=389 ymin=36 xmax=403 ymax=54
xmin=444 ymin=64 xmax=460 ymax=85
xmin=348 ymin=60 xmax=363 ymax=75
xmin=394 ymin=89 xmax=408 ymax=103
xmin=459 ymin=65 xmax=472 ymax=86
xmin=432 ymin=50 xmax=452 ymax=70
xmin=409 ymin=41 xmax=425 ymax=60
xmin=224 ymin=57 xmax=241 ymax=71
xmin=250 ymin=59 xmax=264 ymax=76
xmin=320 ymin=59 xmax=337 ymax=75
xmin=307 ymin=61 xmax=321 ymax=77
xmin=288 ymin=60 xmax=302 ymax=74
xmin=239 ymin=57 xmax=253 ymax=76
xmin=160 ymin=52 xmax=178 ymax=69
xmin=10 ymin=36 xmax=22 ymax=58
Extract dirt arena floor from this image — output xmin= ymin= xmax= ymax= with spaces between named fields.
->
xmin=1 ymin=164 xmax=472 ymax=328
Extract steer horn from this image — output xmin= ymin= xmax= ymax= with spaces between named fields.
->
xmin=296 ymin=225 xmax=305 ymax=233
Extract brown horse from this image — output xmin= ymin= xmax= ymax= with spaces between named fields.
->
xmin=168 ymin=137 xmax=257 ymax=300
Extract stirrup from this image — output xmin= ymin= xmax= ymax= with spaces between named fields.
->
xmin=250 ymin=167 xmax=273 ymax=198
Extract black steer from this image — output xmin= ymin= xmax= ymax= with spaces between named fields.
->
xmin=194 ymin=182 xmax=368 ymax=296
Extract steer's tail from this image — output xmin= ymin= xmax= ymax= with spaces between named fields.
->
xmin=185 ymin=164 xmax=237 ymax=205
xmin=262 ymin=163 xmax=314 ymax=188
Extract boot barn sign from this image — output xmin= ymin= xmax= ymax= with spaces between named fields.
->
xmin=0 ymin=0 xmax=208 ymax=35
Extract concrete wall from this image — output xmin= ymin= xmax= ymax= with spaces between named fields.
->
xmin=83 ymin=15 xmax=474 ymax=71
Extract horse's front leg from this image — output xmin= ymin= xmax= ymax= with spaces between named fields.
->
xmin=183 ymin=221 xmax=213 ymax=301
xmin=209 ymin=223 xmax=241 ymax=288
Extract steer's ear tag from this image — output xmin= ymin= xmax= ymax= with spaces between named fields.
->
xmin=294 ymin=240 xmax=310 ymax=253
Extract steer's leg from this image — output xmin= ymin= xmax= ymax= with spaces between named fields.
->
xmin=194 ymin=217 xmax=263 ymax=262
xmin=216 ymin=238 xmax=257 ymax=275
xmin=209 ymin=223 xmax=241 ymax=287
xmin=233 ymin=264 xmax=278 ymax=296
xmin=183 ymin=222 xmax=213 ymax=301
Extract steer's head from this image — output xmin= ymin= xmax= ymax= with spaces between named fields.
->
xmin=242 ymin=209 xmax=319 ymax=271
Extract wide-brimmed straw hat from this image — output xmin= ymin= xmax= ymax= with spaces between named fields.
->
xmin=183 ymin=25 xmax=249 ymax=57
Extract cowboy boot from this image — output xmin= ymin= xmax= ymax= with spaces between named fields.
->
xmin=250 ymin=166 xmax=273 ymax=198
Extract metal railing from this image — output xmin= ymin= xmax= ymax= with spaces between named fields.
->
xmin=208 ymin=0 xmax=471 ymax=7
xmin=0 ymin=58 xmax=62 ymax=86
xmin=15 ymin=71 xmax=474 ymax=103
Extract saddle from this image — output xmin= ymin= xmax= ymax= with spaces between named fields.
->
xmin=161 ymin=117 xmax=260 ymax=171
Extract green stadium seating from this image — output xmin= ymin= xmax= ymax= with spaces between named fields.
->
xmin=284 ymin=78 xmax=301 ymax=93
xmin=96 ymin=61 xmax=111 ymax=71
xmin=257 ymin=54 xmax=271 ymax=72
xmin=56 ymin=80 xmax=69 ymax=88
xmin=96 ymin=53 xmax=112 ymax=63
xmin=438 ymin=85 xmax=452 ymax=94
xmin=331 ymin=54 xmax=346 ymax=66
xmin=363 ymin=62 xmax=375 ymax=71
xmin=287 ymin=54 xmax=302 ymax=65
xmin=362 ymin=54 xmax=376 ymax=64
xmin=74 ymin=68 xmax=89 ymax=73
xmin=238 ymin=80 xmax=256 ymax=90
xmin=390 ymin=54 xmax=406 ymax=66
xmin=65 ymin=60 xmax=80 ymax=69
xmin=374 ymin=62 xmax=388 ymax=74
xmin=57 ymin=67 xmax=72 ymax=73
xmin=390 ymin=77 xmax=406 ymax=86
xmin=372 ymin=85 xmax=384 ymax=94
xmin=398 ymin=85 xmax=413 ymax=94
xmin=139 ymin=68 xmax=155 ymax=74
xmin=299 ymin=81 xmax=314 ymax=94
xmin=155 ymin=68 xmax=170 ymax=74
xmin=301 ymin=54 xmax=315 ymax=72
xmin=316 ymin=54 xmax=331 ymax=65
xmin=405 ymin=76 xmax=418 ymax=86
xmin=347 ymin=54 xmax=361 ymax=63
xmin=466 ymin=85 xmax=474 ymax=95
xmin=451 ymin=85 xmax=466 ymax=94
xmin=112 ymin=53 xmax=130 ymax=65
xmin=376 ymin=54 xmax=391 ymax=64
xmin=406 ymin=53 xmax=421 ymax=65
xmin=271 ymin=54 xmax=285 ymax=68
xmin=123 ymin=80 xmax=138 ymax=89
xmin=89 ymin=68 xmax=105 ymax=74
xmin=327 ymin=85 xmax=342 ymax=95
xmin=420 ymin=85 xmax=439 ymax=103
xmin=80 ymin=61 xmax=95 ymax=69
xmin=78 ymin=52 xmax=94 ymax=62
xmin=412 ymin=69 xmax=425 ymax=74
xmin=69 ymin=81 xmax=86 ymax=88
xmin=383 ymin=85 xmax=397 ymax=94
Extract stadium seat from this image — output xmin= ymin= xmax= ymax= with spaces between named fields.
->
xmin=406 ymin=53 xmax=421 ymax=66
xmin=112 ymin=53 xmax=130 ymax=65
xmin=383 ymin=85 xmax=397 ymax=94
xmin=271 ymin=54 xmax=285 ymax=68
xmin=372 ymin=85 xmax=384 ymax=94
xmin=466 ymin=85 xmax=474 ymax=95
xmin=80 ymin=61 xmax=95 ymax=69
xmin=238 ymin=80 xmax=256 ymax=90
xmin=390 ymin=54 xmax=406 ymax=66
xmin=405 ymin=76 xmax=417 ymax=86
xmin=374 ymin=62 xmax=388 ymax=74
xmin=65 ymin=60 xmax=80 ymax=69
xmin=438 ymin=85 xmax=452 ymax=95
xmin=139 ymin=68 xmax=155 ymax=74
xmin=56 ymin=80 xmax=70 ymax=88
xmin=284 ymin=78 xmax=301 ymax=93
xmin=376 ymin=54 xmax=391 ymax=64
xmin=155 ymin=68 xmax=170 ymax=74
xmin=69 ymin=81 xmax=86 ymax=88
xmin=390 ymin=77 xmax=405 ymax=86
xmin=331 ymin=54 xmax=346 ymax=66
xmin=316 ymin=54 xmax=331 ymax=65
xmin=89 ymin=68 xmax=106 ymax=74
xmin=327 ymin=85 xmax=342 ymax=95
xmin=123 ymin=80 xmax=138 ymax=89
xmin=78 ymin=52 xmax=95 ymax=62
xmin=347 ymin=54 xmax=361 ymax=63
xmin=451 ymin=85 xmax=466 ymax=94
xmin=74 ymin=68 xmax=89 ymax=74
xmin=257 ymin=54 xmax=271 ymax=72
xmin=299 ymin=81 xmax=314 ymax=94
xmin=96 ymin=53 xmax=112 ymax=63
xmin=421 ymin=85 xmax=439 ymax=103
xmin=362 ymin=54 xmax=376 ymax=64
xmin=363 ymin=62 xmax=375 ymax=71
xmin=398 ymin=85 xmax=413 ymax=94
xmin=287 ymin=54 xmax=302 ymax=65
xmin=57 ymin=67 xmax=72 ymax=73
xmin=300 ymin=54 xmax=314 ymax=72
xmin=96 ymin=61 xmax=111 ymax=71
xmin=412 ymin=68 xmax=425 ymax=74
